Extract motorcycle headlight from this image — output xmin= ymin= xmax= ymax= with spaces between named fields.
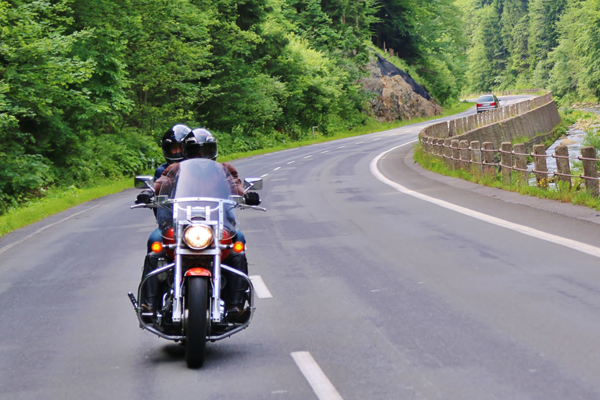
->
xmin=183 ymin=225 xmax=213 ymax=250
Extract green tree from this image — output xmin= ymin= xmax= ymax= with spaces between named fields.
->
xmin=0 ymin=0 xmax=96 ymax=209
xmin=466 ymin=2 xmax=504 ymax=91
xmin=528 ymin=0 xmax=566 ymax=87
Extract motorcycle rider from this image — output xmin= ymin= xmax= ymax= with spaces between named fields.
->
xmin=136 ymin=124 xmax=191 ymax=251
xmin=140 ymin=127 xmax=260 ymax=322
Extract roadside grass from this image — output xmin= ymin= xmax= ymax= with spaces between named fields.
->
xmin=0 ymin=102 xmax=473 ymax=239
xmin=413 ymin=146 xmax=600 ymax=210
xmin=0 ymin=178 xmax=133 ymax=238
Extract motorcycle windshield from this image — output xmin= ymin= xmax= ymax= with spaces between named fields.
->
xmin=156 ymin=159 xmax=238 ymax=234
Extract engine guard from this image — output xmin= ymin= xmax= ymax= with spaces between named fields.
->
xmin=128 ymin=262 xmax=255 ymax=341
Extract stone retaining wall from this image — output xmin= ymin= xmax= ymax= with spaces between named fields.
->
xmin=419 ymin=93 xmax=560 ymax=151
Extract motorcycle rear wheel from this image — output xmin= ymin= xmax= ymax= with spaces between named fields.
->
xmin=185 ymin=277 xmax=208 ymax=368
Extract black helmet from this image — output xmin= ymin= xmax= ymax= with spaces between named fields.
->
xmin=182 ymin=128 xmax=218 ymax=160
xmin=162 ymin=124 xmax=191 ymax=162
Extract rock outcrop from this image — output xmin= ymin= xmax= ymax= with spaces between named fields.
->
xmin=361 ymin=54 xmax=442 ymax=122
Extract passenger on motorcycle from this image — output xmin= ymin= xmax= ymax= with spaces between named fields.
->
xmin=140 ymin=127 xmax=260 ymax=322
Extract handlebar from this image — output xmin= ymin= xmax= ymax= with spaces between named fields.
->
xmin=130 ymin=203 xmax=154 ymax=209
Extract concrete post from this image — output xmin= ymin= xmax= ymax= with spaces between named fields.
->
xmin=581 ymin=146 xmax=599 ymax=197
xmin=436 ymin=139 xmax=444 ymax=157
xmin=451 ymin=139 xmax=460 ymax=170
xmin=513 ymin=143 xmax=527 ymax=185
xmin=482 ymin=142 xmax=495 ymax=177
xmin=422 ymin=136 xmax=429 ymax=153
xmin=471 ymin=141 xmax=482 ymax=181
xmin=501 ymin=142 xmax=512 ymax=185
xmin=459 ymin=140 xmax=470 ymax=171
xmin=533 ymin=144 xmax=549 ymax=188
xmin=444 ymin=138 xmax=453 ymax=168
xmin=555 ymin=145 xmax=571 ymax=189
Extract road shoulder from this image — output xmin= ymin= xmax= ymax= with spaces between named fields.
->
xmin=402 ymin=148 xmax=600 ymax=226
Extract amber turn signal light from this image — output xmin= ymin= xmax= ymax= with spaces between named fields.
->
xmin=232 ymin=241 xmax=244 ymax=253
xmin=151 ymin=241 xmax=163 ymax=253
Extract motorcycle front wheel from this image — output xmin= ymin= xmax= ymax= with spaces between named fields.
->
xmin=185 ymin=277 xmax=208 ymax=368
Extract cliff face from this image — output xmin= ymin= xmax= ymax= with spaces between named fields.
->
xmin=361 ymin=54 xmax=442 ymax=122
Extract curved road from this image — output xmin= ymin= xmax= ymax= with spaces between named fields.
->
xmin=2 ymin=96 xmax=600 ymax=399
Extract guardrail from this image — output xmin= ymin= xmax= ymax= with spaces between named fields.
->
xmin=421 ymin=140 xmax=600 ymax=196
xmin=421 ymin=93 xmax=556 ymax=144
xmin=417 ymin=92 xmax=600 ymax=197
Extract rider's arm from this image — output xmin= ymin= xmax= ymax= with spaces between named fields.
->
xmin=154 ymin=163 xmax=179 ymax=193
xmin=222 ymin=162 xmax=244 ymax=195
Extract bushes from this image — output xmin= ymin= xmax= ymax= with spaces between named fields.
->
xmin=0 ymin=0 xmax=467 ymax=215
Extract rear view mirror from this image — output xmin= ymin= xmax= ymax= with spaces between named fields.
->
xmin=135 ymin=175 xmax=154 ymax=189
xmin=243 ymin=177 xmax=263 ymax=191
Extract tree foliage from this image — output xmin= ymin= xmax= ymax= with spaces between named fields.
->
xmin=0 ymin=0 xmax=467 ymax=213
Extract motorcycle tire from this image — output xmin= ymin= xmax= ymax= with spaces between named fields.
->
xmin=185 ymin=277 xmax=208 ymax=368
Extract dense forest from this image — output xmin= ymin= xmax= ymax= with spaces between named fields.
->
xmin=0 ymin=0 xmax=467 ymax=212
xmin=2 ymin=0 xmax=596 ymax=213
xmin=461 ymin=0 xmax=600 ymax=103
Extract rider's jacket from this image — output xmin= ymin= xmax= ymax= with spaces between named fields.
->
xmin=154 ymin=161 xmax=244 ymax=196
xmin=154 ymin=162 xmax=170 ymax=180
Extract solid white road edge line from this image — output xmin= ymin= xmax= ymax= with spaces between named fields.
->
xmin=0 ymin=204 xmax=102 ymax=255
xmin=291 ymin=351 xmax=344 ymax=400
xmin=249 ymin=275 xmax=272 ymax=298
xmin=370 ymin=142 xmax=600 ymax=259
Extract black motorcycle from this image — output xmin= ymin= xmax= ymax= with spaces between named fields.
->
xmin=129 ymin=158 xmax=265 ymax=368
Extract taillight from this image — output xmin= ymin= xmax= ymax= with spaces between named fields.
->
xmin=490 ymin=102 xmax=496 ymax=106
xmin=476 ymin=103 xmax=482 ymax=107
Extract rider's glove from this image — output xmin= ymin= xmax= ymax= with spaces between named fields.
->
xmin=135 ymin=190 xmax=154 ymax=204
xmin=243 ymin=192 xmax=260 ymax=206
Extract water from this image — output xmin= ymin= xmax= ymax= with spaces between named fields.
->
xmin=526 ymin=127 xmax=586 ymax=187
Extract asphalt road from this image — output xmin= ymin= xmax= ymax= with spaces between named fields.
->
xmin=2 ymin=96 xmax=600 ymax=399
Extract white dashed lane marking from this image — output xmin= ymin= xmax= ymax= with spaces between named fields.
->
xmin=249 ymin=275 xmax=273 ymax=299
xmin=291 ymin=352 xmax=344 ymax=400
xmin=259 ymin=133 xmax=400 ymax=182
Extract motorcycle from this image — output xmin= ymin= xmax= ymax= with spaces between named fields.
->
xmin=128 ymin=158 xmax=265 ymax=368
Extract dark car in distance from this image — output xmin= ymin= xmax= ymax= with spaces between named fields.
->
xmin=476 ymin=94 xmax=500 ymax=113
